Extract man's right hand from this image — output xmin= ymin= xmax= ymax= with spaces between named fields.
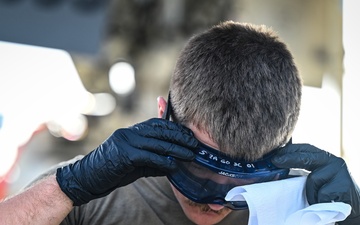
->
xmin=56 ymin=118 xmax=198 ymax=206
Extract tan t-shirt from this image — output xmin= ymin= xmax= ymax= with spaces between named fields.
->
xmin=30 ymin=156 xmax=249 ymax=225
xmin=61 ymin=176 xmax=249 ymax=225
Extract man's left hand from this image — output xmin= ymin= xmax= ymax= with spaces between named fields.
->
xmin=271 ymin=143 xmax=360 ymax=225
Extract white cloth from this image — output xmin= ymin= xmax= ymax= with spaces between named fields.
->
xmin=225 ymin=176 xmax=351 ymax=225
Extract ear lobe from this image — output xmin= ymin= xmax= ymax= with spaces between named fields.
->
xmin=157 ymin=96 xmax=167 ymax=118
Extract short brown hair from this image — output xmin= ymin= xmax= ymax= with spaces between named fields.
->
xmin=170 ymin=21 xmax=302 ymax=161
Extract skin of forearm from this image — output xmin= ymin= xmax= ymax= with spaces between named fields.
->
xmin=0 ymin=175 xmax=73 ymax=225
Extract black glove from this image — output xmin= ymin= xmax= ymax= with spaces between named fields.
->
xmin=271 ymin=143 xmax=360 ymax=225
xmin=56 ymin=118 xmax=198 ymax=206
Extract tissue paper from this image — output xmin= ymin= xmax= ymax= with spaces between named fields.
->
xmin=225 ymin=176 xmax=351 ymax=225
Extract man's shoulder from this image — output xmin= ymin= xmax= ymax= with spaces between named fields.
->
xmin=25 ymin=155 xmax=85 ymax=188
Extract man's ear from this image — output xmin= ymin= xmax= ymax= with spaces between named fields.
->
xmin=157 ymin=96 xmax=167 ymax=118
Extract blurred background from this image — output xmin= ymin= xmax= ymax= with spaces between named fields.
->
xmin=0 ymin=0 xmax=359 ymax=199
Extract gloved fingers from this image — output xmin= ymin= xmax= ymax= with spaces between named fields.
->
xmin=142 ymin=138 xmax=195 ymax=160
xmin=130 ymin=118 xmax=198 ymax=148
xmin=305 ymin=168 xmax=331 ymax=204
xmin=317 ymin=182 xmax=352 ymax=203
xmin=271 ymin=143 xmax=334 ymax=171
xmin=306 ymin=165 xmax=353 ymax=204
xmin=317 ymin=168 xmax=355 ymax=205
xmin=117 ymin=130 xmax=196 ymax=160
xmin=129 ymin=150 xmax=179 ymax=171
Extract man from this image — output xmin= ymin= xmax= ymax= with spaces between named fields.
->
xmin=0 ymin=21 xmax=359 ymax=225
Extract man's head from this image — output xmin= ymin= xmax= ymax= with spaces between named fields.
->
xmin=169 ymin=21 xmax=302 ymax=161
xmin=158 ymin=21 xmax=302 ymax=225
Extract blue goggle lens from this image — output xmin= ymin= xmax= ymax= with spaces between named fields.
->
xmin=167 ymin=142 xmax=290 ymax=210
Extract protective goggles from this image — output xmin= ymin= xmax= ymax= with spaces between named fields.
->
xmin=162 ymin=93 xmax=290 ymax=210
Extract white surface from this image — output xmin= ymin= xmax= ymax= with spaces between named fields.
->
xmin=0 ymin=41 xmax=89 ymax=177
